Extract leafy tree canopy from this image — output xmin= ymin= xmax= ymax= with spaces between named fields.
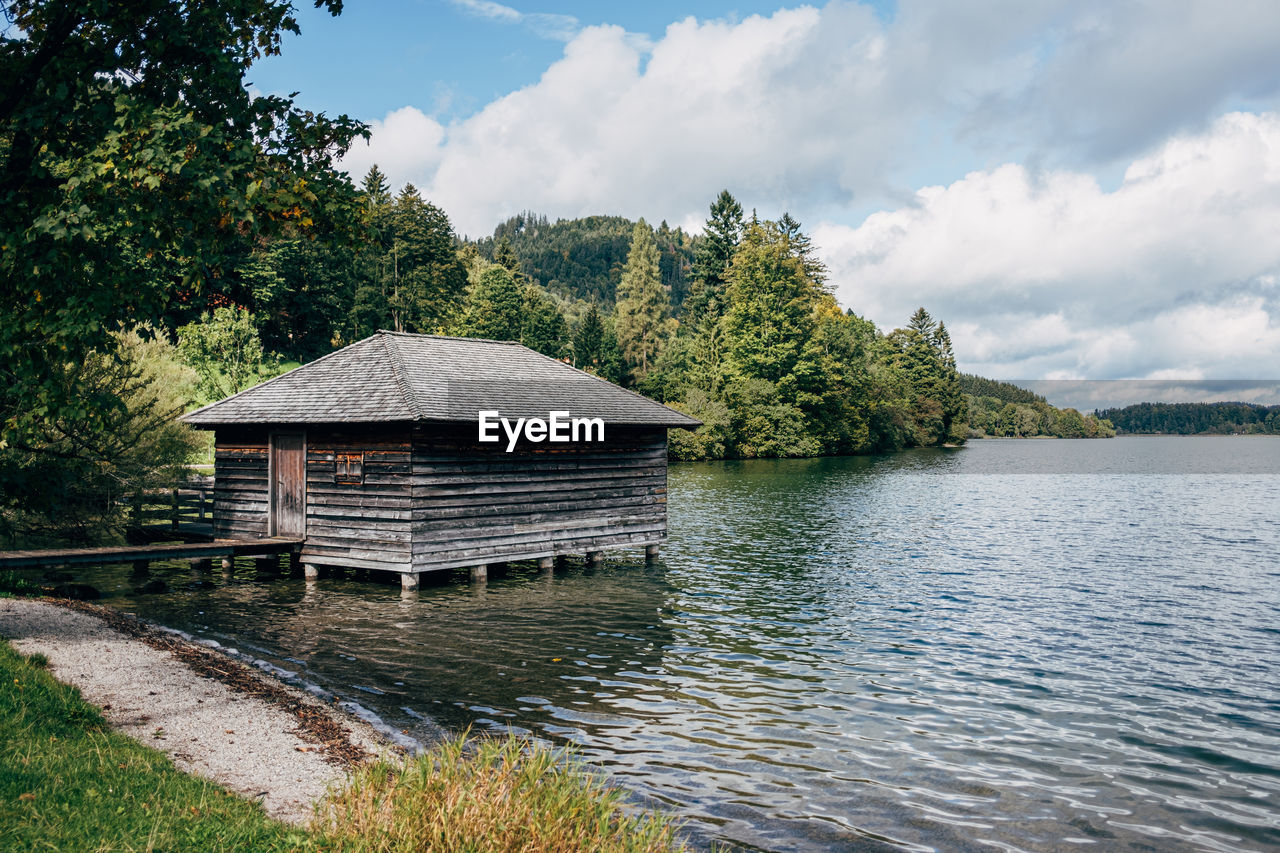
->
xmin=0 ymin=0 xmax=367 ymax=450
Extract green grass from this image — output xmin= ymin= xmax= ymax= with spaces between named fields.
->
xmin=0 ymin=571 xmax=43 ymax=599
xmin=0 ymin=640 xmax=312 ymax=852
xmin=318 ymin=731 xmax=686 ymax=853
xmin=1 ymin=634 xmax=686 ymax=853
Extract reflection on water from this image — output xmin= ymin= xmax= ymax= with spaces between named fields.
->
xmin=83 ymin=437 xmax=1280 ymax=851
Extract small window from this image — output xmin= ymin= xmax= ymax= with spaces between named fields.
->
xmin=335 ymin=452 xmax=364 ymax=484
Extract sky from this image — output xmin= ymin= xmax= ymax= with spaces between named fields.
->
xmin=249 ymin=0 xmax=1280 ymax=381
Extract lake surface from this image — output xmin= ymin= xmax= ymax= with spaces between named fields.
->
xmin=91 ymin=437 xmax=1280 ymax=851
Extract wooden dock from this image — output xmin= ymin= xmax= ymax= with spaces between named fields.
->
xmin=0 ymin=538 xmax=303 ymax=572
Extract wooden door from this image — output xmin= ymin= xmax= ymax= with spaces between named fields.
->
xmin=270 ymin=432 xmax=306 ymax=538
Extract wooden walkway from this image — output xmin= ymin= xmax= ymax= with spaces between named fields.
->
xmin=0 ymin=538 xmax=303 ymax=571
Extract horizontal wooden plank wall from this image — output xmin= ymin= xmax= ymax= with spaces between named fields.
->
xmin=410 ymin=424 xmax=668 ymax=572
xmin=302 ymin=425 xmax=414 ymax=573
xmin=213 ymin=426 xmax=269 ymax=540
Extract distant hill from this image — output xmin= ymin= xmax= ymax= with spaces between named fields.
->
xmin=959 ymin=374 xmax=1047 ymax=405
xmin=962 ymin=374 xmax=1113 ymax=438
xmin=1096 ymin=401 xmax=1280 ymax=435
xmin=470 ymin=212 xmax=698 ymax=309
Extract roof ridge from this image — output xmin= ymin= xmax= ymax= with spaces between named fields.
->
xmin=181 ymin=332 xmax=385 ymax=421
xmin=375 ymin=329 xmax=522 ymax=346
xmin=380 ymin=333 xmax=425 ymax=420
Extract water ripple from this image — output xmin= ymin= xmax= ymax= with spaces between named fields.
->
xmin=88 ymin=437 xmax=1280 ymax=852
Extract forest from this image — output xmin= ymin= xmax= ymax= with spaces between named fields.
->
xmin=0 ymin=0 xmax=1088 ymax=545
xmin=1096 ymin=402 xmax=1280 ymax=435
xmin=961 ymin=375 xmax=1115 ymax=439
xmin=166 ymin=175 xmax=973 ymax=461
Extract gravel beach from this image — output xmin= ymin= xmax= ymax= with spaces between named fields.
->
xmin=0 ymin=597 xmax=390 ymax=824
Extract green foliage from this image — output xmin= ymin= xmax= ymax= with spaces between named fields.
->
xmin=0 ymin=0 xmax=367 ymax=455
xmin=685 ymin=190 xmax=743 ymax=324
xmin=178 ymin=306 xmax=272 ymax=404
xmin=0 ymin=639 xmax=310 ymax=850
xmin=884 ymin=308 xmax=967 ymax=446
xmin=966 ymin=395 xmax=1115 ymax=438
xmin=453 ymin=264 xmax=524 ymax=341
xmin=473 ymin=212 xmax=696 ymax=309
xmin=1097 ymin=401 xmax=1278 ymax=435
xmin=317 ymin=729 xmax=685 ymax=853
xmin=352 ymin=180 xmax=468 ymax=337
xmin=959 ymin=374 xmax=1047 ymax=405
xmin=238 ymin=237 xmax=359 ymax=362
xmin=520 ymin=283 xmax=569 ymax=358
xmin=667 ymin=390 xmax=733 ymax=461
xmin=615 ymin=220 xmax=676 ymax=378
xmin=723 ymin=221 xmax=822 ymax=388
xmin=725 ymin=379 xmax=822 ymax=458
xmin=0 ymin=328 xmax=204 ymax=546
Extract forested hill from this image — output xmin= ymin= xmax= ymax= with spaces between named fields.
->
xmin=470 ymin=213 xmax=697 ymax=308
xmin=961 ymin=374 xmax=1113 ymax=438
xmin=959 ymin=374 xmax=1047 ymax=405
xmin=1097 ymin=402 xmax=1280 ymax=435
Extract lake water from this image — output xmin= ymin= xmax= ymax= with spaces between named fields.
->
xmin=92 ymin=437 xmax=1280 ymax=851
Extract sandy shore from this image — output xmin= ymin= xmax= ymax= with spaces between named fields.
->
xmin=0 ymin=597 xmax=393 ymax=824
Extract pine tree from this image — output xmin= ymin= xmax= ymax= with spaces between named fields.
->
xmin=686 ymin=190 xmax=744 ymax=323
xmin=453 ymin=265 xmax=523 ymax=341
xmin=723 ymin=221 xmax=822 ymax=388
xmin=520 ymin=284 xmax=567 ymax=357
xmin=362 ymin=165 xmax=391 ymax=211
xmin=385 ymin=185 xmax=468 ymax=334
xmin=494 ymin=235 xmax=523 ymax=278
xmin=573 ymin=303 xmax=605 ymax=369
xmin=778 ymin=212 xmax=828 ymax=286
xmin=614 ymin=220 xmax=674 ymax=378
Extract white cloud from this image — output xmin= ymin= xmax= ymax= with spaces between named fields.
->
xmin=815 ymin=112 xmax=1280 ymax=377
xmin=447 ymin=0 xmax=579 ymax=41
xmin=338 ymin=1 xmax=1280 ymax=376
xmin=341 ymin=106 xmax=445 ymax=190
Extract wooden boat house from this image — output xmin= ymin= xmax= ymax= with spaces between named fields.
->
xmin=182 ymin=332 xmax=699 ymax=589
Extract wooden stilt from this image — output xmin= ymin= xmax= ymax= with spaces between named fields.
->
xmin=470 ymin=564 xmax=488 ymax=582
xmin=401 ymin=572 xmax=420 ymax=591
xmin=586 ymin=551 xmax=603 ymax=565
xmin=191 ymin=557 xmax=212 ymax=573
xmin=644 ymin=544 xmax=660 ymax=561
xmin=304 ymin=563 xmax=319 ymax=581
xmin=538 ymin=556 xmax=554 ymax=571
xmin=220 ymin=557 xmax=233 ymax=572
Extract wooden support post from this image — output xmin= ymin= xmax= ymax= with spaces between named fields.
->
xmin=289 ymin=550 xmax=302 ymax=574
xmin=401 ymin=572 xmax=419 ymax=591
xmin=190 ymin=557 xmax=212 ymax=573
xmin=645 ymin=544 xmax=660 ymax=561
xmin=538 ymin=556 xmax=554 ymax=571
xmin=221 ymin=557 xmax=233 ymax=572
xmin=586 ymin=551 xmax=603 ymax=566
xmin=470 ymin=564 xmax=488 ymax=582
xmin=304 ymin=563 xmax=319 ymax=581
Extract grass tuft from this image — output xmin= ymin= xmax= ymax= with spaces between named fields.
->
xmin=317 ymin=730 xmax=686 ymax=853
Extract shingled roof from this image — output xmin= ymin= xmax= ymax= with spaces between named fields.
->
xmin=182 ymin=332 xmax=700 ymax=428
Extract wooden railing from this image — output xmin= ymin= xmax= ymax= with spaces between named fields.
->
xmin=127 ymin=476 xmax=215 ymax=539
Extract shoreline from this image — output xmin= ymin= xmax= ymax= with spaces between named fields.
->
xmin=0 ymin=596 xmax=398 ymax=824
